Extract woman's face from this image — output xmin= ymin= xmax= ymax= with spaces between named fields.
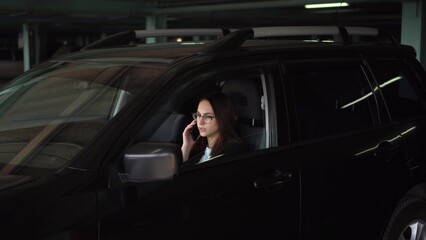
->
xmin=196 ymin=100 xmax=220 ymax=143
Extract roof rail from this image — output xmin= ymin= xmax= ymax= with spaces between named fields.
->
xmin=252 ymin=26 xmax=398 ymax=44
xmin=200 ymin=29 xmax=253 ymax=53
xmin=252 ymin=26 xmax=340 ymax=38
xmin=81 ymin=26 xmax=398 ymax=52
xmin=81 ymin=29 xmax=229 ymax=51
xmin=201 ymin=26 xmax=399 ymax=53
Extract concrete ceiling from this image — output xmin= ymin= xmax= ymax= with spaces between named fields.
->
xmin=0 ymin=0 xmax=402 ymax=38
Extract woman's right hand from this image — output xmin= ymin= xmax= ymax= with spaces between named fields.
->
xmin=182 ymin=119 xmax=197 ymax=145
xmin=181 ymin=120 xmax=197 ymax=161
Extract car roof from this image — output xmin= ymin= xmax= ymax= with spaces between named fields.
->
xmin=54 ymin=26 xmax=416 ymax=64
xmin=54 ymin=43 xmax=207 ymax=65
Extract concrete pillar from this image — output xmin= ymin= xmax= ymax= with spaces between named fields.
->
xmin=146 ymin=15 xmax=156 ymax=44
xmin=156 ymin=15 xmax=167 ymax=29
xmin=156 ymin=15 xmax=167 ymax=43
xmin=145 ymin=14 xmax=168 ymax=43
xmin=22 ymin=23 xmax=30 ymax=71
xmin=192 ymin=36 xmax=201 ymax=42
xmin=401 ymin=0 xmax=426 ymax=68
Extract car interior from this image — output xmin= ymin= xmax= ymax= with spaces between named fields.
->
xmin=146 ymin=72 xmax=268 ymax=157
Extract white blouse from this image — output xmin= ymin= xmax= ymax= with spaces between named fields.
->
xmin=198 ymin=146 xmax=212 ymax=164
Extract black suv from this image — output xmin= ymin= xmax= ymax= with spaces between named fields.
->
xmin=0 ymin=26 xmax=426 ymax=240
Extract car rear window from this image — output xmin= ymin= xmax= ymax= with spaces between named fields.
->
xmin=368 ymin=59 xmax=426 ymax=122
xmin=287 ymin=61 xmax=376 ymax=140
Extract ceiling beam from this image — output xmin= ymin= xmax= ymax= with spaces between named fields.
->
xmin=156 ymin=0 xmax=401 ymax=14
xmin=0 ymin=0 xmax=156 ymax=16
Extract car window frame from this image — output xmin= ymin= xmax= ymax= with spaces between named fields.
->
xmin=281 ymin=56 xmax=381 ymax=144
xmin=365 ymin=57 xmax=426 ymax=123
xmin=132 ymin=57 xmax=285 ymax=172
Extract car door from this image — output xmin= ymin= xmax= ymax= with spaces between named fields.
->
xmin=366 ymin=57 xmax=426 ymax=186
xmin=282 ymin=56 xmax=409 ymax=240
xmin=98 ymin=60 xmax=301 ymax=239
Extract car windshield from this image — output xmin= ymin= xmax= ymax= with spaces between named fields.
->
xmin=0 ymin=61 xmax=166 ymax=176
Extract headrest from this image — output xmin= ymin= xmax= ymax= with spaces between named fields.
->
xmin=222 ymin=79 xmax=263 ymax=124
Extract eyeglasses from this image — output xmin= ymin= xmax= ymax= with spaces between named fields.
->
xmin=192 ymin=113 xmax=215 ymax=123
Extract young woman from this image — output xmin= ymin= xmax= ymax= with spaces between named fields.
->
xmin=181 ymin=92 xmax=246 ymax=163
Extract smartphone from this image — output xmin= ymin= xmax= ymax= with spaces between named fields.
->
xmin=191 ymin=124 xmax=199 ymax=141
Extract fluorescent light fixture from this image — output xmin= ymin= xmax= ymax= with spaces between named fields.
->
xmin=305 ymin=2 xmax=349 ymax=9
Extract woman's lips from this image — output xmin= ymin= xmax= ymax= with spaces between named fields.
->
xmin=198 ymin=127 xmax=206 ymax=132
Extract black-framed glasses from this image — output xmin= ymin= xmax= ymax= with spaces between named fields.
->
xmin=192 ymin=113 xmax=215 ymax=123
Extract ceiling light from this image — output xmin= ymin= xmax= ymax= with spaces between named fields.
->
xmin=305 ymin=2 xmax=349 ymax=9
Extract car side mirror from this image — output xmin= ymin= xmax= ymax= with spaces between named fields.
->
xmin=123 ymin=142 xmax=181 ymax=183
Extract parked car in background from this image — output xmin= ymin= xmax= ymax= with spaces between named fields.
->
xmin=0 ymin=26 xmax=426 ymax=240
xmin=0 ymin=48 xmax=23 ymax=86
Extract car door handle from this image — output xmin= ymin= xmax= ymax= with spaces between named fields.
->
xmin=253 ymin=170 xmax=292 ymax=189
xmin=375 ymin=141 xmax=398 ymax=161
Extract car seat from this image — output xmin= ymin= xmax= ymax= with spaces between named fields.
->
xmin=148 ymin=113 xmax=192 ymax=145
xmin=222 ymin=78 xmax=265 ymax=150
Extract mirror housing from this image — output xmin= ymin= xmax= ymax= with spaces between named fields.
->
xmin=123 ymin=142 xmax=181 ymax=183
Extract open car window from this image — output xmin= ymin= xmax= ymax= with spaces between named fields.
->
xmin=137 ymin=63 xmax=278 ymax=168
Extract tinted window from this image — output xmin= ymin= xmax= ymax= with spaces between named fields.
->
xmin=287 ymin=62 xmax=375 ymax=140
xmin=368 ymin=59 xmax=426 ymax=121
xmin=0 ymin=62 xmax=166 ymax=176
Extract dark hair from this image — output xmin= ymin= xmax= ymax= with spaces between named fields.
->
xmin=192 ymin=92 xmax=240 ymax=157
